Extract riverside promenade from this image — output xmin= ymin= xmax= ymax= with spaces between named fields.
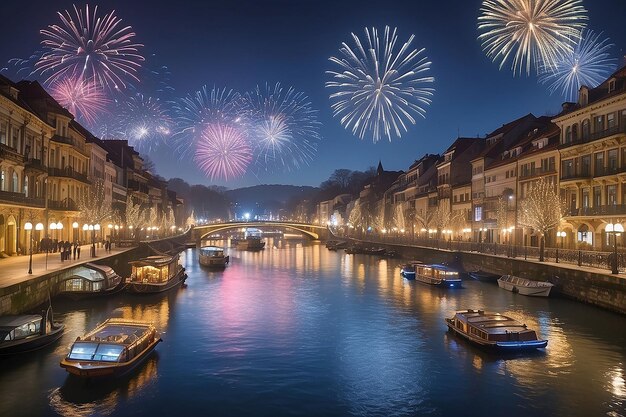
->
xmin=0 ymin=245 xmax=132 ymax=289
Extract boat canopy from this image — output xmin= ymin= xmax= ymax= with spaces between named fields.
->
xmin=200 ymin=246 xmax=225 ymax=256
xmin=0 ymin=315 xmax=43 ymax=341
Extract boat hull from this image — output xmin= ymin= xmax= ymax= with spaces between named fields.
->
xmin=401 ymin=271 xmax=416 ymax=280
xmin=199 ymin=255 xmax=229 ymax=268
xmin=126 ymin=269 xmax=187 ymax=294
xmin=0 ymin=325 xmax=65 ymax=355
xmin=60 ymin=338 xmax=161 ymax=378
xmin=445 ymin=319 xmax=547 ymax=351
xmin=498 ymin=277 xmax=553 ymax=297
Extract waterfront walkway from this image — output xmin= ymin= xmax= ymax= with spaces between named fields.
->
xmin=0 ymin=245 xmax=132 ymax=289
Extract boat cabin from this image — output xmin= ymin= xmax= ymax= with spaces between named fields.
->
xmin=0 ymin=315 xmax=46 ymax=342
xmin=452 ymin=310 xmax=538 ymax=342
xmin=200 ymin=246 xmax=225 ymax=258
xmin=413 ymin=263 xmax=462 ymax=286
xmin=129 ymin=255 xmax=180 ymax=285
xmin=57 ymin=263 xmax=121 ymax=293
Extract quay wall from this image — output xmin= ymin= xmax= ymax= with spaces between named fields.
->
xmin=347 ymin=240 xmax=626 ymax=315
xmin=0 ymin=235 xmax=188 ymax=315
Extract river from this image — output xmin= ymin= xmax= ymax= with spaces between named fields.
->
xmin=1 ymin=239 xmax=625 ymax=417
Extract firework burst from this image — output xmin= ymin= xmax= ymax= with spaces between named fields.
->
xmin=36 ymin=4 xmax=144 ymax=90
xmin=478 ymin=0 xmax=588 ymax=76
xmin=243 ymin=83 xmax=321 ymax=173
xmin=114 ymin=93 xmax=172 ymax=153
xmin=539 ymin=29 xmax=617 ymax=101
xmin=194 ymin=123 xmax=252 ymax=181
xmin=172 ymin=86 xmax=242 ymax=158
xmin=49 ymin=76 xmax=109 ymax=125
xmin=326 ymin=26 xmax=434 ymax=143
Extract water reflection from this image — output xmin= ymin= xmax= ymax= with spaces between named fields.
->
xmin=49 ymin=354 xmax=159 ymax=417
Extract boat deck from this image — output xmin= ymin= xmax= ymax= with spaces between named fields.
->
xmin=83 ymin=323 xmax=151 ymax=346
xmin=463 ymin=312 xmax=528 ymax=335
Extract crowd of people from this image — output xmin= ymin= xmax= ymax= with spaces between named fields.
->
xmin=36 ymin=238 xmax=115 ymax=261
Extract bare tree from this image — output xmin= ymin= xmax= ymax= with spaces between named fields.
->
xmin=125 ymin=196 xmax=145 ymax=239
xmin=518 ymin=177 xmax=565 ymax=261
xmin=78 ymin=180 xmax=112 ymax=225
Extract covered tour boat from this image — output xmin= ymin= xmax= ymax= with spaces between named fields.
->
xmin=412 ymin=263 xmax=462 ymax=288
xmin=60 ymin=318 xmax=161 ymax=378
xmin=400 ymin=264 xmax=416 ymax=280
xmin=126 ymin=253 xmax=187 ymax=294
xmin=497 ymin=275 xmax=554 ymax=297
xmin=56 ymin=263 xmax=124 ymax=299
xmin=0 ymin=306 xmax=64 ymax=354
xmin=445 ymin=309 xmax=548 ymax=351
xmin=199 ymin=246 xmax=230 ymax=268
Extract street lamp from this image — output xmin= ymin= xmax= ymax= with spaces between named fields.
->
xmin=606 ymin=223 xmax=624 ymax=274
xmin=556 ymin=231 xmax=567 ymax=263
xmin=35 ymin=222 xmax=45 ymax=269
xmin=56 ymin=221 xmax=63 ymax=241
xmin=72 ymin=222 xmax=79 ymax=243
xmin=24 ymin=222 xmax=33 ymax=274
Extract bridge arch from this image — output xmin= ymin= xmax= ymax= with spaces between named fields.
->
xmin=195 ymin=222 xmax=326 ymax=241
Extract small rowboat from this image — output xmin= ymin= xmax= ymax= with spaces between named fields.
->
xmin=497 ymin=275 xmax=554 ymax=297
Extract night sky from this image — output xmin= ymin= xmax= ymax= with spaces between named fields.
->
xmin=1 ymin=0 xmax=625 ymax=189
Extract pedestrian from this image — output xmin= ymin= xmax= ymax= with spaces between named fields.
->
xmin=73 ymin=243 xmax=77 ymax=260
xmin=77 ymin=245 xmax=81 ymax=260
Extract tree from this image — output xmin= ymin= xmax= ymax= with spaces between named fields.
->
xmin=329 ymin=169 xmax=352 ymax=190
xmin=518 ymin=177 xmax=565 ymax=261
xmin=125 ymin=196 xmax=145 ymax=239
xmin=78 ymin=180 xmax=112 ymax=225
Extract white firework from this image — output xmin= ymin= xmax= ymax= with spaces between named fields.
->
xmin=326 ymin=26 xmax=434 ymax=143
xmin=478 ymin=0 xmax=588 ymax=76
xmin=539 ymin=29 xmax=617 ymax=101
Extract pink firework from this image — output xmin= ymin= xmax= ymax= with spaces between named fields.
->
xmin=194 ymin=124 xmax=252 ymax=181
xmin=50 ymin=76 xmax=109 ymax=125
xmin=36 ymin=4 xmax=144 ymax=90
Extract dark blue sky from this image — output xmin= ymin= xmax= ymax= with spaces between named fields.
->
xmin=1 ymin=0 xmax=625 ymax=189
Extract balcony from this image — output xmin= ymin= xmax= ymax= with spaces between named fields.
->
xmin=0 ymin=143 xmax=24 ymax=164
xmin=51 ymin=135 xmax=87 ymax=154
xmin=560 ymin=170 xmax=592 ymax=181
xmin=561 ymin=124 xmax=626 ymax=148
xmin=566 ymin=204 xmax=626 ymax=217
xmin=128 ymin=180 xmax=149 ymax=195
xmin=519 ymin=167 xmax=556 ymax=180
xmin=48 ymin=167 xmax=90 ymax=184
xmin=25 ymin=158 xmax=47 ymax=174
xmin=0 ymin=190 xmax=45 ymax=208
xmin=48 ymin=199 xmax=79 ymax=211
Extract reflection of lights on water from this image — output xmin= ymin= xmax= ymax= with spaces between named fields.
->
xmin=606 ymin=366 xmax=626 ymax=398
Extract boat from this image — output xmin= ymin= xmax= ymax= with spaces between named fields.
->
xmin=56 ymin=263 xmax=125 ymax=299
xmin=236 ymin=237 xmax=265 ymax=251
xmin=199 ymin=246 xmax=229 ymax=268
xmin=400 ymin=264 xmax=416 ymax=280
xmin=497 ymin=275 xmax=554 ymax=297
xmin=60 ymin=318 xmax=161 ymax=378
xmin=412 ymin=263 xmax=462 ymax=288
xmin=445 ymin=309 xmax=548 ymax=351
xmin=126 ymin=253 xmax=187 ymax=294
xmin=383 ymin=249 xmax=399 ymax=258
xmin=468 ymin=269 xmax=501 ymax=282
xmin=0 ymin=306 xmax=64 ymax=354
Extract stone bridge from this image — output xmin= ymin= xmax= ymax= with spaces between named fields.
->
xmin=191 ymin=221 xmax=329 ymax=243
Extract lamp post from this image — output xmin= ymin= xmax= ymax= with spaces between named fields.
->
xmin=31 ymin=223 xmax=48 ymax=269
xmin=56 ymin=221 xmax=63 ymax=241
xmin=24 ymin=222 xmax=33 ymax=274
xmin=606 ymin=223 xmax=624 ymax=274
xmin=72 ymin=222 xmax=79 ymax=243
xmin=556 ymin=231 xmax=567 ymax=263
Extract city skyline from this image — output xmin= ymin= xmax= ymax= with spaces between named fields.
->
xmin=1 ymin=0 xmax=625 ymax=189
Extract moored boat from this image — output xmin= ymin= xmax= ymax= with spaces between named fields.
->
xmin=56 ymin=263 xmax=125 ymax=299
xmin=400 ymin=264 xmax=416 ymax=280
xmin=199 ymin=246 xmax=229 ymax=268
xmin=0 ymin=306 xmax=64 ymax=355
xmin=497 ymin=275 xmax=554 ymax=297
xmin=60 ymin=318 xmax=161 ymax=378
xmin=126 ymin=253 xmax=187 ymax=294
xmin=468 ymin=270 xmax=501 ymax=282
xmin=445 ymin=309 xmax=548 ymax=351
xmin=237 ymin=237 xmax=265 ymax=251
xmin=412 ymin=263 xmax=462 ymax=288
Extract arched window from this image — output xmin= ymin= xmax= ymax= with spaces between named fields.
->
xmin=23 ymin=176 xmax=29 ymax=197
xmin=12 ymin=172 xmax=18 ymax=192
xmin=572 ymin=124 xmax=579 ymax=141
xmin=582 ymin=119 xmax=590 ymax=140
xmin=565 ymin=126 xmax=572 ymax=144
